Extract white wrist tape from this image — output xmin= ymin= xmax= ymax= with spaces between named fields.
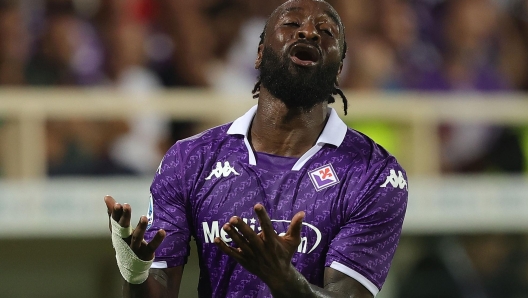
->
xmin=111 ymin=217 xmax=153 ymax=284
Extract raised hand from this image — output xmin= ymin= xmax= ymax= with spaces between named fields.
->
xmin=214 ymin=203 xmax=305 ymax=288
xmin=104 ymin=195 xmax=166 ymax=261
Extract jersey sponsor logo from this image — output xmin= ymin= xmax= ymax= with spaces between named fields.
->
xmin=381 ymin=169 xmax=408 ymax=190
xmin=308 ymin=164 xmax=340 ymax=191
xmin=205 ymin=161 xmax=240 ymax=180
xmin=146 ymin=193 xmax=154 ymax=230
xmin=202 ymin=218 xmax=322 ymax=254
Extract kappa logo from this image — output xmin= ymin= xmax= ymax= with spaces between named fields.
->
xmin=205 ymin=161 xmax=240 ymax=180
xmin=381 ymin=169 xmax=408 ymax=190
xmin=308 ymin=164 xmax=340 ymax=191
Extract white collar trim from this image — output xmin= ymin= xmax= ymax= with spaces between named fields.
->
xmin=227 ymin=105 xmax=348 ymax=170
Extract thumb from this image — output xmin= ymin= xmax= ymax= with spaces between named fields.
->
xmin=286 ymin=211 xmax=305 ymax=238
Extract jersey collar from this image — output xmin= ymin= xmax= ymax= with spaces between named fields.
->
xmin=227 ymin=105 xmax=348 ymax=169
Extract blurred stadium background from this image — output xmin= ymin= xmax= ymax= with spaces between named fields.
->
xmin=1 ymin=0 xmax=528 ymax=297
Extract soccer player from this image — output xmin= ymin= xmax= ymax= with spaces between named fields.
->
xmin=104 ymin=0 xmax=408 ymax=297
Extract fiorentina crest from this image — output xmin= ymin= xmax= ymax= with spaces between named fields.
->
xmin=308 ymin=164 xmax=340 ymax=191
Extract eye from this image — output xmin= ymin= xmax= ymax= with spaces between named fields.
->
xmin=323 ymin=29 xmax=333 ymax=37
xmin=318 ymin=23 xmax=336 ymax=37
xmin=284 ymin=22 xmax=300 ymax=27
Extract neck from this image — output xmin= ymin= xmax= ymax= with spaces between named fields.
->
xmin=250 ymin=88 xmax=329 ymax=157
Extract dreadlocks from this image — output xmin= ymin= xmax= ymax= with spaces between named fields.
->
xmin=251 ymin=28 xmax=268 ymax=100
xmin=252 ymin=18 xmax=349 ymax=115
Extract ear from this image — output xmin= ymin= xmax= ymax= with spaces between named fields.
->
xmin=255 ymin=44 xmax=264 ymax=69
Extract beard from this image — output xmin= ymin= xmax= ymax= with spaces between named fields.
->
xmin=258 ymin=44 xmax=341 ymax=111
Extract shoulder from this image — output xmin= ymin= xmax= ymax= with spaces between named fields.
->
xmin=168 ymin=122 xmax=240 ymax=158
xmin=155 ymin=122 xmax=240 ymax=175
xmin=176 ymin=123 xmax=234 ymax=151
xmin=338 ymin=128 xmax=408 ymax=207
xmin=340 ymin=128 xmax=403 ymax=174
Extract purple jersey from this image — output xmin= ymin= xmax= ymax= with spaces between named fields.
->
xmin=145 ymin=106 xmax=408 ymax=297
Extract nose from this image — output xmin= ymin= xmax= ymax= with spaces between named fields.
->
xmin=297 ymin=23 xmax=320 ymax=43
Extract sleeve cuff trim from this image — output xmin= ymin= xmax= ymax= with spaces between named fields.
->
xmin=329 ymin=261 xmax=380 ymax=296
xmin=151 ymin=261 xmax=168 ymax=269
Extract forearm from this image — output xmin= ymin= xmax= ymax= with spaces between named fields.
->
xmin=122 ymin=269 xmax=174 ymax=298
xmin=268 ymin=265 xmax=364 ymax=298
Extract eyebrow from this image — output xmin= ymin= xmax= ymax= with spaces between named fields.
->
xmin=284 ymin=6 xmax=303 ymax=13
xmin=282 ymin=6 xmax=341 ymax=29
xmin=324 ymin=9 xmax=341 ymax=29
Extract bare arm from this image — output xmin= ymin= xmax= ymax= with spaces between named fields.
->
xmin=105 ymin=196 xmax=184 ymax=298
xmin=323 ymin=268 xmax=372 ymax=297
xmin=122 ymin=267 xmax=184 ymax=298
xmin=268 ymin=266 xmax=372 ymax=298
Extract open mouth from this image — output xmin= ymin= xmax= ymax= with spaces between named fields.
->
xmin=289 ymin=43 xmax=320 ymax=66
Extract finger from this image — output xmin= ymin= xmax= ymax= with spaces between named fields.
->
xmin=227 ymin=217 xmax=261 ymax=244
xmin=104 ymin=195 xmax=117 ymax=216
xmin=254 ymin=204 xmax=276 ymax=240
xmin=146 ymin=229 xmax=166 ymax=255
xmin=285 ymin=211 xmax=305 ymax=238
xmin=214 ymin=237 xmax=244 ymax=262
xmin=119 ymin=203 xmax=132 ymax=228
xmin=104 ymin=196 xmax=117 ymax=232
xmin=112 ymin=203 xmax=123 ymax=223
xmin=131 ymin=216 xmax=148 ymax=250
xmin=222 ymin=221 xmax=255 ymax=256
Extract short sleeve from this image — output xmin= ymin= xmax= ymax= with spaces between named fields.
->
xmin=144 ymin=142 xmax=191 ymax=268
xmin=325 ymin=157 xmax=408 ymax=296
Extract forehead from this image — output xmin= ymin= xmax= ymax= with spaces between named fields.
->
xmin=271 ymin=0 xmax=342 ymax=26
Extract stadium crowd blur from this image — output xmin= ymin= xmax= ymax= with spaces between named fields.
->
xmin=1 ymin=0 xmax=528 ymax=297
xmin=1 ymin=0 xmax=527 ymax=176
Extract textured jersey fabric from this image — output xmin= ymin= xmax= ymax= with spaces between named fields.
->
xmin=145 ymin=106 xmax=408 ymax=297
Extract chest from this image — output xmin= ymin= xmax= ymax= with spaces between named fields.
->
xmin=189 ymin=159 xmax=350 ymax=253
